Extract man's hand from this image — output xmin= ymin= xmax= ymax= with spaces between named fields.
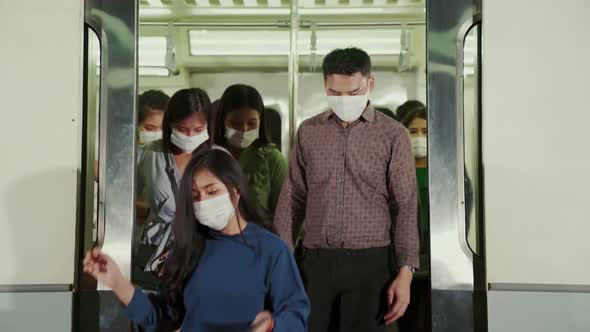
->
xmin=384 ymin=267 xmax=413 ymax=324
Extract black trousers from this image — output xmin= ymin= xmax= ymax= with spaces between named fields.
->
xmin=397 ymin=277 xmax=431 ymax=332
xmin=298 ymin=246 xmax=392 ymax=332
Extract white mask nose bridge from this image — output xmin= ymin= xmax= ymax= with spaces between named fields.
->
xmin=326 ymin=93 xmax=370 ymax=122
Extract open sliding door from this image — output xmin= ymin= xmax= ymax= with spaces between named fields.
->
xmin=76 ymin=1 xmax=137 ymax=331
xmin=0 ymin=1 xmax=83 ymax=329
xmin=426 ymin=0 xmax=486 ymax=331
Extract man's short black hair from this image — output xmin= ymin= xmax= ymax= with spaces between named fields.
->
xmin=322 ymin=47 xmax=372 ymax=78
xmin=138 ymin=90 xmax=170 ymax=123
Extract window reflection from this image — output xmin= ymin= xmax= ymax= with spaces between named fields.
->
xmin=463 ymin=24 xmax=481 ymax=255
xmin=84 ymin=27 xmax=101 ymax=251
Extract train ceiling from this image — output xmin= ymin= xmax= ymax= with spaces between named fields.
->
xmin=139 ymin=0 xmax=426 ymax=22
xmin=139 ymin=0 xmax=425 ymax=8
xmin=135 ymin=0 xmax=431 ymax=74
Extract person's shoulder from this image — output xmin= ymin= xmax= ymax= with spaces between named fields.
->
xmin=139 ymin=141 xmax=166 ymax=166
xmin=248 ymin=223 xmax=290 ymax=254
xmin=373 ymin=111 xmax=411 ymax=145
xmin=143 ymin=140 xmax=166 ymax=154
xmin=374 ymin=110 xmax=407 ymax=133
xmin=298 ymin=111 xmax=330 ymax=131
xmin=256 ymin=143 xmax=284 ymax=161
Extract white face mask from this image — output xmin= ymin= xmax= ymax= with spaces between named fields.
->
xmin=193 ymin=193 xmax=236 ymax=231
xmin=411 ymin=136 xmax=427 ymax=158
xmin=327 ymin=93 xmax=369 ymax=122
xmin=138 ymin=130 xmax=162 ymax=145
xmin=171 ymin=129 xmax=208 ymax=154
xmin=225 ymin=126 xmax=259 ymax=149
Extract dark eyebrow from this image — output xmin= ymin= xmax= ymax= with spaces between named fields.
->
xmin=328 ymin=88 xmax=342 ymax=94
xmin=347 ymin=88 xmax=361 ymax=94
xmin=194 ymin=182 xmax=219 ymax=191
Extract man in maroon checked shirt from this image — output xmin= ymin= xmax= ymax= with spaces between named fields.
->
xmin=275 ymin=47 xmax=420 ymax=332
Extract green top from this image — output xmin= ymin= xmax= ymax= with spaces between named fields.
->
xmin=416 ymin=167 xmax=429 ymax=253
xmin=238 ymin=143 xmax=288 ymax=217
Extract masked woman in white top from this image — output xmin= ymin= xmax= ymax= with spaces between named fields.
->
xmin=135 ymin=88 xmax=214 ymax=286
xmin=212 ymin=84 xmax=287 ymax=218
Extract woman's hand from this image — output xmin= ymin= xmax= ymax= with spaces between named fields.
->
xmin=249 ymin=311 xmax=273 ymax=332
xmin=82 ymin=248 xmax=135 ymax=305
xmin=136 ymin=200 xmax=150 ymax=220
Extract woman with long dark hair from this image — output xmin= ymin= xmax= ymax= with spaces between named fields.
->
xmin=213 ymin=84 xmax=287 ymax=217
xmin=85 ymin=149 xmax=309 ymax=331
xmin=135 ymin=88 xmax=214 ymax=283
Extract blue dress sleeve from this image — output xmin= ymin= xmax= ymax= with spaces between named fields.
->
xmin=269 ymin=247 xmax=310 ymax=331
xmin=123 ymin=288 xmax=182 ymax=332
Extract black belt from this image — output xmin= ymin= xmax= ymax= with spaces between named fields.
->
xmin=303 ymin=246 xmax=389 ymax=257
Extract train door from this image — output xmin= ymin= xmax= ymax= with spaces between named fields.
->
xmin=426 ymin=0 xmax=486 ymax=331
xmin=0 ymin=1 xmax=86 ymax=330
xmin=483 ymin=1 xmax=590 ymax=331
xmin=76 ymin=1 xmax=137 ymax=331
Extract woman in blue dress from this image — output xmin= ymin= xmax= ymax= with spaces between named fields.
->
xmin=84 ymin=149 xmax=309 ymax=332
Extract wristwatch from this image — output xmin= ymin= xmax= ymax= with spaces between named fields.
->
xmin=399 ymin=265 xmax=416 ymax=274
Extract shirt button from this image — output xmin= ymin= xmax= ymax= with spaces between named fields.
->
xmin=339 ymin=153 xmax=344 ymax=158
xmin=337 ymin=205 xmax=343 ymax=209
xmin=337 ymin=178 xmax=343 ymax=183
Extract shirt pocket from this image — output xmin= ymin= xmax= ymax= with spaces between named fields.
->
xmin=306 ymin=146 xmax=337 ymax=185
xmin=350 ymin=139 xmax=391 ymax=193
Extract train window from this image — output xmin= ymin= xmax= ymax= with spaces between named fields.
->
xmin=184 ymin=27 xmax=291 ymax=71
xmin=139 ymin=67 xmax=170 ymax=76
xmin=297 ymin=29 xmax=403 ymax=56
xmin=463 ymin=23 xmax=482 ymax=256
xmin=82 ymin=27 xmax=101 ymax=252
xmin=138 ymin=36 xmax=170 ymax=76
xmin=189 ymin=30 xmax=291 ymax=56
